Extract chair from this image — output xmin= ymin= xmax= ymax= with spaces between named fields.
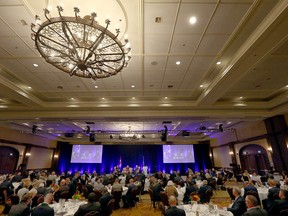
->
xmin=9 ymin=195 xmax=19 ymax=205
xmin=148 ymin=188 xmax=159 ymax=211
xmin=60 ymin=191 xmax=70 ymax=200
xmin=84 ymin=211 xmax=100 ymax=216
xmin=106 ymin=199 xmax=115 ymax=216
xmin=280 ymin=209 xmax=288 ymax=216
xmin=159 ymin=191 xmax=170 ymax=216
xmin=111 ymin=190 xmax=122 ymax=209
xmin=227 ymin=187 xmax=235 ymax=201
xmin=129 ymin=187 xmax=139 ymax=208
xmin=208 ymin=179 xmax=217 ymax=194
xmin=243 ymin=176 xmax=249 ymax=182
xmin=203 ymin=189 xmax=213 ymax=203
xmin=246 ymin=190 xmax=260 ymax=205
xmin=93 ymin=189 xmax=103 ymax=202
xmin=0 ymin=187 xmax=7 ymax=204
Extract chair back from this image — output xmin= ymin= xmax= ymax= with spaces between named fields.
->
xmin=148 ymin=188 xmax=155 ymax=201
xmin=60 ymin=191 xmax=70 ymax=200
xmin=9 ymin=195 xmax=19 ymax=205
xmin=159 ymin=191 xmax=169 ymax=206
xmin=37 ymin=194 xmax=44 ymax=205
xmin=93 ymin=189 xmax=102 ymax=202
xmin=208 ymin=179 xmax=217 ymax=190
xmin=246 ymin=190 xmax=260 ymax=205
xmin=204 ymin=189 xmax=213 ymax=203
xmin=84 ymin=211 xmax=100 ymax=216
xmin=227 ymin=187 xmax=235 ymax=200
xmin=112 ymin=190 xmax=122 ymax=202
xmin=106 ymin=199 xmax=115 ymax=216
xmin=131 ymin=187 xmax=139 ymax=200
xmin=280 ymin=209 xmax=288 ymax=216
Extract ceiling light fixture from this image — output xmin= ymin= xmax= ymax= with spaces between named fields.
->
xmin=176 ymin=61 xmax=181 ymax=65
xmin=33 ymin=63 xmax=38 ymax=67
xmin=216 ymin=61 xmax=221 ymax=65
xmin=31 ymin=6 xmax=131 ymax=81
xmin=189 ymin=16 xmax=197 ymax=24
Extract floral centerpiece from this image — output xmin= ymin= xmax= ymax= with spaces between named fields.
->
xmin=190 ymin=193 xmax=201 ymax=204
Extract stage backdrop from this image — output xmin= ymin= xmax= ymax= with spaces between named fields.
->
xmin=56 ymin=142 xmax=212 ymax=175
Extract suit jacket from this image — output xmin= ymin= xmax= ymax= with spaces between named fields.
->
xmin=242 ymin=207 xmax=268 ymax=216
xmin=268 ymin=199 xmax=288 ymax=215
xmin=244 ymin=185 xmax=258 ymax=196
xmin=267 ymin=187 xmax=280 ymax=199
xmin=8 ymin=202 xmax=30 ymax=216
xmin=227 ymin=196 xmax=247 ymax=216
xmin=164 ymin=206 xmax=186 ymax=216
xmin=74 ymin=202 xmax=101 ymax=216
xmin=31 ymin=203 xmax=54 ymax=216
xmin=99 ymin=193 xmax=113 ymax=215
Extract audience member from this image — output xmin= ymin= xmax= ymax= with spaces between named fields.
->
xmin=99 ymin=187 xmax=113 ymax=215
xmin=227 ymin=187 xmax=247 ymax=216
xmin=165 ymin=180 xmax=178 ymax=198
xmin=198 ymin=180 xmax=212 ymax=203
xmin=8 ymin=193 xmax=33 ymax=216
xmin=74 ymin=192 xmax=101 ymax=216
xmin=243 ymin=195 xmax=268 ymax=216
xmin=262 ymin=178 xmax=280 ymax=210
xmin=164 ymin=196 xmax=186 ymax=216
xmin=31 ymin=193 xmax=54 ymax=216
xmin=268 ymin=189 xmax=288 ymax=215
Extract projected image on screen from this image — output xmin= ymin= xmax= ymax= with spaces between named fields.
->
xmin=163 ymin=145 xmax=195 ymax=163
xmin=71 ymin=145 xmax=103 ymax=163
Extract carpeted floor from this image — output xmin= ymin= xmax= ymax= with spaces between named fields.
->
xmin=111 ymin=186 xmax=235 ymax=216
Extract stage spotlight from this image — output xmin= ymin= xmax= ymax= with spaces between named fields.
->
xmin=199 ymin=126 xmax=207 ymax=130
xmin=161 ymin=125 xmax=168 ymax=142
xmin=182 ymin=130 xmax=190 ymax=137
xmin=86 ymin=126 xmax=91 ymax=133
xmin=89 ymin=133 xmax=95 ymax=142
xmin=219 ymin=124 xmax=224 ymax=132
xmin=32 ymin=125 xmax=37 ymax=134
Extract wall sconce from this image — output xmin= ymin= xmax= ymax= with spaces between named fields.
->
xmin=26 ymin=152 xmax=31 ymax=156
xmin=54 ymin=155 xmax=59 ymax=158
xmin=267 ymin=147 xmax=272 ymax=152
xmin=229 ymin=151 xmax=234 ymax=155
xmin=209 ymin=153 xmax=212 ymax=157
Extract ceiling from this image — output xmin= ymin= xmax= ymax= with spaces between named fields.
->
xmin=0 ymin=0 xmax=288 ymax=144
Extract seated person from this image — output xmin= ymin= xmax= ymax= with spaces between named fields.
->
xmin=111 ymin=178 xmax=123 ymax=193
xmin=99 ymin=188 xmax=113 ymax=215
xmin=74 ymin=192 xmax=101 ymax=216
xmin=243 ymin=181 xmax=258 ymax=198
xmin=165 ymin=180 xmax=178 ymax=198
xmin=242 ymin=170 xmax=251 ymax=182
xmin=268 ymin=189 xmax=288 ymax=215
xmin=183 ymin=181 xmax=198 ymax=204
xmin=198 ymin=180 xmax=212 ymax=203
xmin=227 ymin=187 xmax=247 ymax=216
xmin=262 ymin=179 xmax=280 ymax=210
xmin=164 ymin=196 xmax=186 ymax=216
xmin=122 ymin=178 xmax=136 ymax=208
xmin=243 ymin=195 xmax=268 ymax=216
xmin=8 ymin=193 xmax=33 ymax=216
xmin=31 ymin=193 xmax=54 ymax=216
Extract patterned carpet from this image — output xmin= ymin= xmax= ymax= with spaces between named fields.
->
xmin=111 ymin=189 xmax=233 ymax=216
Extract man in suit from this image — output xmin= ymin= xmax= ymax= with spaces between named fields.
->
xmin=8 ymin=193 xmax=33 ymax=216
xmin=262 ymin=179 xmax=280 ymax=210
xmin=31 ymin=193 xmax=54 ymax=216
xmin=99 ymin=187 xmax=113 ymax=215
xmin=243 ymin=181 xmax=258 ymax=197
xmin=183 ymin=181 xmax=198 ymax=204
xmin=164 ymin=195 xmax=186 ymax=216
xmin=74 ymin=192 xmax=101 ymax=216
xmin=198 ymin=180 xmax=212 ymax=203
xmin=243 ymin=195 xmax=268 ymax=216
xmin=227 ymin=187 xmax=247 ymax=216
xmin=268 ymin=189 xmax=288 ymax=215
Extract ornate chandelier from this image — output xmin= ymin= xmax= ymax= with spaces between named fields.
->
xmin=31 ymin=6 xmax=131 ymax=80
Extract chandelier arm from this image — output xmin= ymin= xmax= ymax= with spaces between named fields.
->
xmin=60 ymin=22 xmax=82 ymax=60
xmin=84 ymin=32 xmax=106 ymax=63
xmin=69 ymin=65 xmax=78 ymax=76
xmin=37 ymin=34 xmax=79 ymax=63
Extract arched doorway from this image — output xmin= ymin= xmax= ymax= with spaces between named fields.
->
xmin=0 ymin=146 xmax=19 ymax=174
xmin=239 ymin=144 xmax=270 ymax=175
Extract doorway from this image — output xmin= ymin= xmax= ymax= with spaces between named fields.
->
xmin=0 ymin=146 xmax=19 ymax=174
xmin=239 ymin=144 xmax=270 ymax=175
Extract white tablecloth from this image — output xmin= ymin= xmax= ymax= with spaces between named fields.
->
xmin=176 ymin=186 xmax=186 ymax=205
xmin=106 ymin=186 xmax=128 ymax=195
xmin=50 ymin=200 xmax=87 ymax=216
xmin=257 ymin=187 xmax=268 ymax=203
xmin=178 ymin=204 xmax=230 ymax=216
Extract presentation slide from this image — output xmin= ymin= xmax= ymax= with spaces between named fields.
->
xmin=71 ymin=145 xmax=103 ymax=163
xmin=163 ymin=145 xmax=195 ymax=163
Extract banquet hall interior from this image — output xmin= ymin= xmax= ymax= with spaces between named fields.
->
xmin=1 ymin=0 xmax=288 ymax=215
